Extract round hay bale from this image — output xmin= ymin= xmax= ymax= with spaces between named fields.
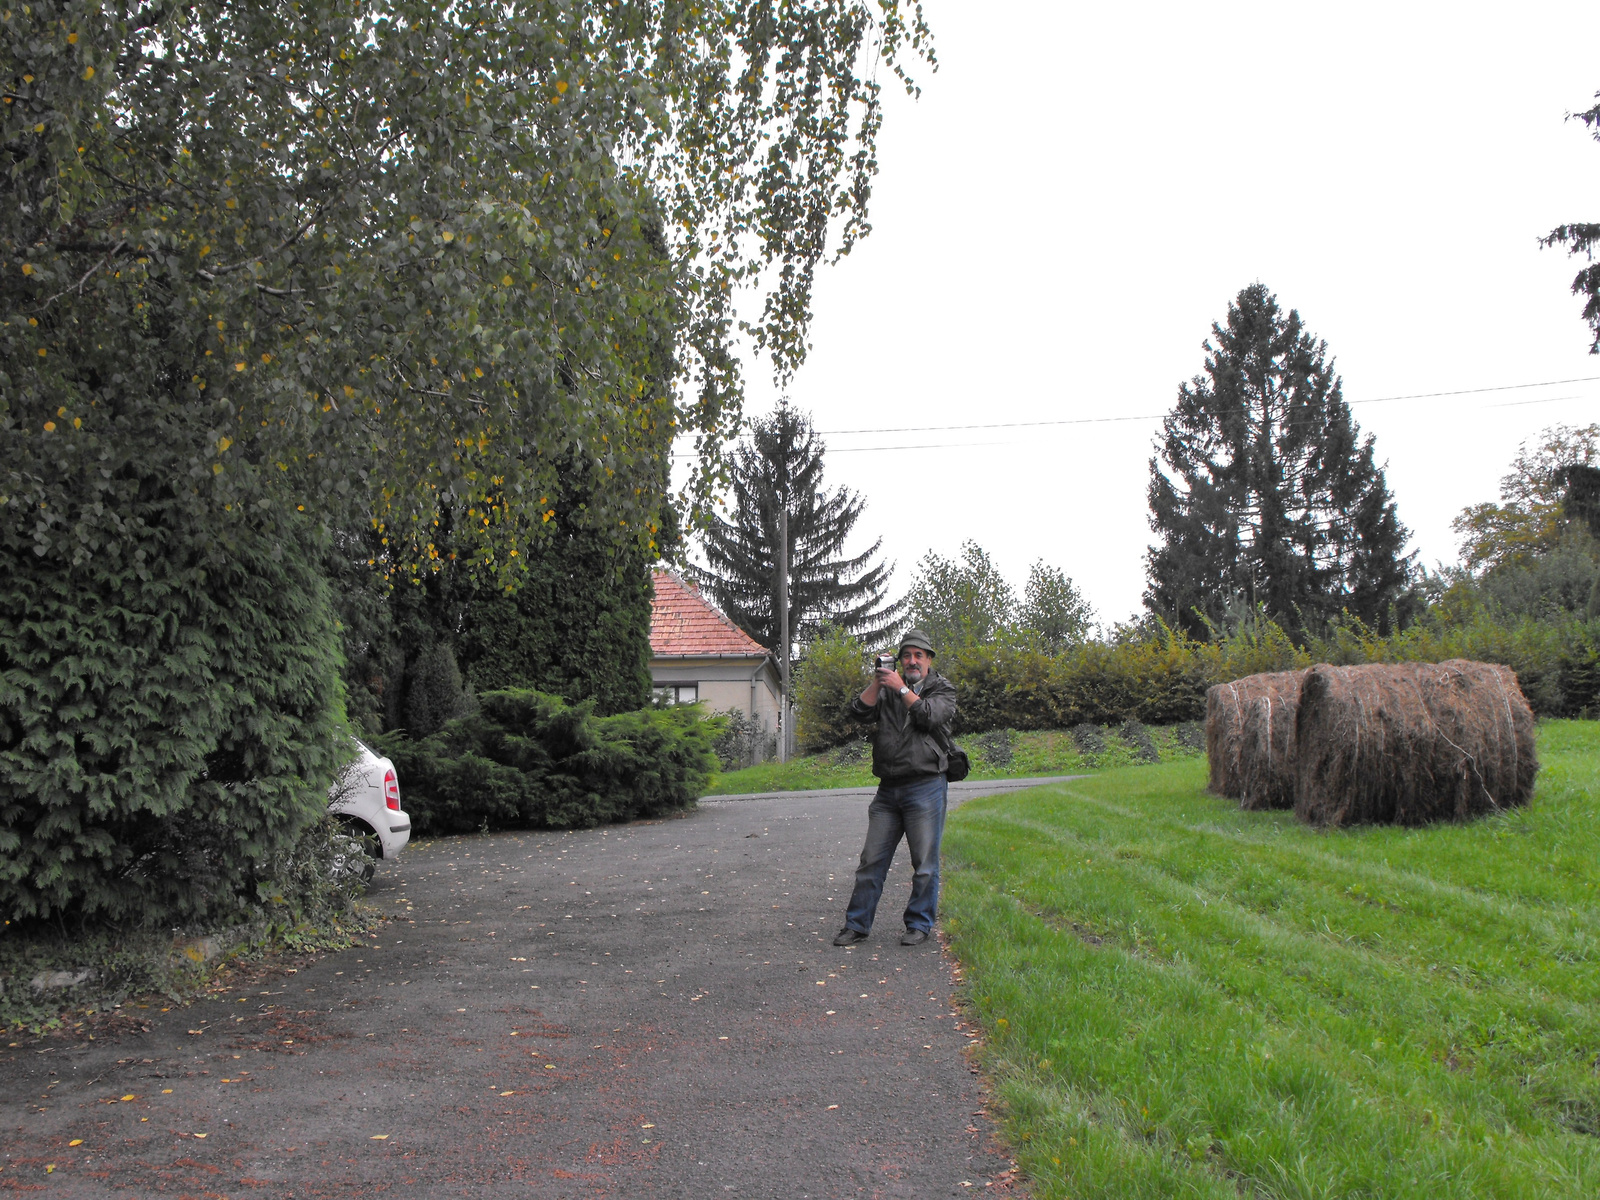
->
xmin=1205 ymin=671 xmax=1305 ymax=806
xmin=1293 ymin=659 xmax=1538 ymax=827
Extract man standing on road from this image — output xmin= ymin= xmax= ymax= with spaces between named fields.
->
xmin=833 ymin=629 xmax=958 ymax=947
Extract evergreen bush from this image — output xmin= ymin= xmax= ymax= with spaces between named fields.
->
xmin=455 ymin=529 xmax=656 ymax=717
xmin=1072 ymin=723 xmax=1108 ymax=761
xmin=404 ymin=642 xmax=472 ymax=737
xmin=1119 ymin=718 xmax=1161 ymax=764
xmin=0 ymin=504 xmax=347 ymax=926
xmin=378 ymin=689 xmax=721 ymax=836
xmin=968 ymin=729 xmax=1015 ymax=769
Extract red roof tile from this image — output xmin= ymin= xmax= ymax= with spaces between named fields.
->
xmin=650 ymin=570 xmax=769 ymax=658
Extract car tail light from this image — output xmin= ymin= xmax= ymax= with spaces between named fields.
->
xmin=383 ymin=768 xmax=401 ymax=811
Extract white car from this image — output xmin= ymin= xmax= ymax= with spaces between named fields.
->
xmin=328 ymin=738 xmax=411 ymax=878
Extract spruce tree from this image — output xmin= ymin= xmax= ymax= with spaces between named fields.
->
xmin=1145 ymin=284 xmax=1414 ymax=637
xmin=690 ymin=406 xmax=901 ymax=657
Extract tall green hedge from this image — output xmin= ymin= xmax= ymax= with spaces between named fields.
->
xmin=0 ymin=502 xmax=348 ymax=925
xmin=378 ymin=689 xmax=720 ymax=835
xmin=794 ymin=613 xmax=1600 ymax=751
xmin=456 ymin=530 xmax=655 ymax=717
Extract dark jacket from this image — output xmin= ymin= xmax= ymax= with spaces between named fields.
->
xmin=849 ymin=670 xmax=958 ymax=781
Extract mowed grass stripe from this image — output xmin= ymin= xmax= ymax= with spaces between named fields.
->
xmin=954 ymin=807 xmax=1600 ymax=1137
xmin=980 ymin=800 xmax=1600 ymax=1008
xmin=942 ymin=720 xmax=1600 ymax=1200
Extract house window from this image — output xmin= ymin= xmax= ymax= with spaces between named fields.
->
xmin=654 ymin=683 xmax=699 ymax=705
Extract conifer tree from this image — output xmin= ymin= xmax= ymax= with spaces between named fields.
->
xmin=1145 ymin=284 xmax=1414 ymax=637
xmin=690 ymin=406 xmax=901 ymax=657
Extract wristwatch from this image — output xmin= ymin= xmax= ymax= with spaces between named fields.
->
xmin=898 ymin=685 xmax=911 ymax=696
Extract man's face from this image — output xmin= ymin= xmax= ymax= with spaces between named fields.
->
xmin=899 ymin=646 xmax=931 ymax=682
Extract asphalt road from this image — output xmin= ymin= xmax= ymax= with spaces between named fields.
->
xmin=0 ymin=781 xmax=1072 ymax=1197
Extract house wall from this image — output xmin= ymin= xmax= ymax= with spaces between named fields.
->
xmin=650 ymin=656 xmax=784 ymax=760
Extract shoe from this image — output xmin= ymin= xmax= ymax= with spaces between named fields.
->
xmin=900 ymin=928 xmax=930 ymax=946
xmin=833 ymin=927 xmax=869 ymax=946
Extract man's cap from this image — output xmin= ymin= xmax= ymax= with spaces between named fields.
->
xmin=899 ymin=628 xmax=936 ymax=657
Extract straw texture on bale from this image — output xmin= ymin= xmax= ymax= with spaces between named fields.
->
xmin=1205 ymin=671 xmax=1305 ymax=809
xmin=1293 ymin=659 xmax=1537 ymax=827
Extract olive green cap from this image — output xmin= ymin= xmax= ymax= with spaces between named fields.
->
xmin=898 ymin=628 xmax=936 ymax=657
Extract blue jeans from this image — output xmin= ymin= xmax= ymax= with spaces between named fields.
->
xmin=842 ymin=774 xmax=948 ymax=934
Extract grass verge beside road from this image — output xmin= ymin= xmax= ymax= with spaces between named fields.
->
xmin=941 ymin=719 xmax=1600 ymax=1199
xmin=705 ymin=722 xmax=1203 ymax=795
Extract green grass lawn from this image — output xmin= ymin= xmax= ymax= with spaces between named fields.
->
xmin=941 ymin=719 xmax=1600 ymax=1199
xmin=703 ymin=722 xmax=1204 ymax=795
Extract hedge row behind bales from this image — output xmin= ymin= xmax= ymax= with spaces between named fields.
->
xmin=796 ymin=613 xmax=1600 ymax=753
xmin=377 ymin=689 xmax=722 ymax=837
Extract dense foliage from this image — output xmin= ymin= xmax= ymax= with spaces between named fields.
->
xmin=1146 ymin=284 xmax=1414 ymax=637
xmin=378 ymin=689 xmax=720 ymax=835
xmin=794 ymin=612 xmax=1600 ymax=751
xmin=1452 ymin=424 xmax=1600 ymax=573
xmin=0 ymin=504 xmax=348 ymax=924
xmin=338 ymin=478 xmax=664 ymax=737
xmin=690 ymin=404 xmax=901 ymax=656
xmin=456 ymin=529 xmax=656 ymax=717
xmin=906 ymin=540 xmax=1094 ymax=654
xmin=4 ymin=0 xmax=933 ymax=567
xmin=3 ymin=0 xmax=929 ymax=923
xmin=793 ymin=624 xmax=873 ymax=751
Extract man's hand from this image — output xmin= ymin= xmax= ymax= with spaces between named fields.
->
xmin=876 ymin=667 xmax=917 ymax=704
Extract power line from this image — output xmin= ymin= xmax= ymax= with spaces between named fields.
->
xmin=810 ymin=374 xmax=1600 ymax=437
xmin=667 ymin=373 xmax=1600 ymax=457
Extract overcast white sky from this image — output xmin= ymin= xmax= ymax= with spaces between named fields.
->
xmin=687 ymin=0 xmax=1600 ymax=629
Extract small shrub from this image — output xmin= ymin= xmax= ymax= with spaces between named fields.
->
xmin=970 ymin=729 xmax=1015 ymax=769
xmin=710 ymin=707 xmax=773 ymax=770
xmin=379 ymin=689 xmax=722 ymax=835
xmin=830 ymin=737 xmax=870 ymax=766
xmin=255 ymin=812 xmax=372 ymax=921
xmin=1072 ymin=723 xmax=1107 ymax=761
xmin=1118 ymin=718 xmax=1161 ymax=764
xmin=1173 ymin=721 xmax=1206 ymax=752
xmin=404 ymin=641 xmax=473 ymax=737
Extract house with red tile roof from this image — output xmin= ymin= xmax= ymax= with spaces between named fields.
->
xmin=649 ymin=569 xmax=785 ymax=762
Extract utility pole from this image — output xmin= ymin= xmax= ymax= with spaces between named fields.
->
xmin=776 ymin=499 xmax=790 ymax=763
